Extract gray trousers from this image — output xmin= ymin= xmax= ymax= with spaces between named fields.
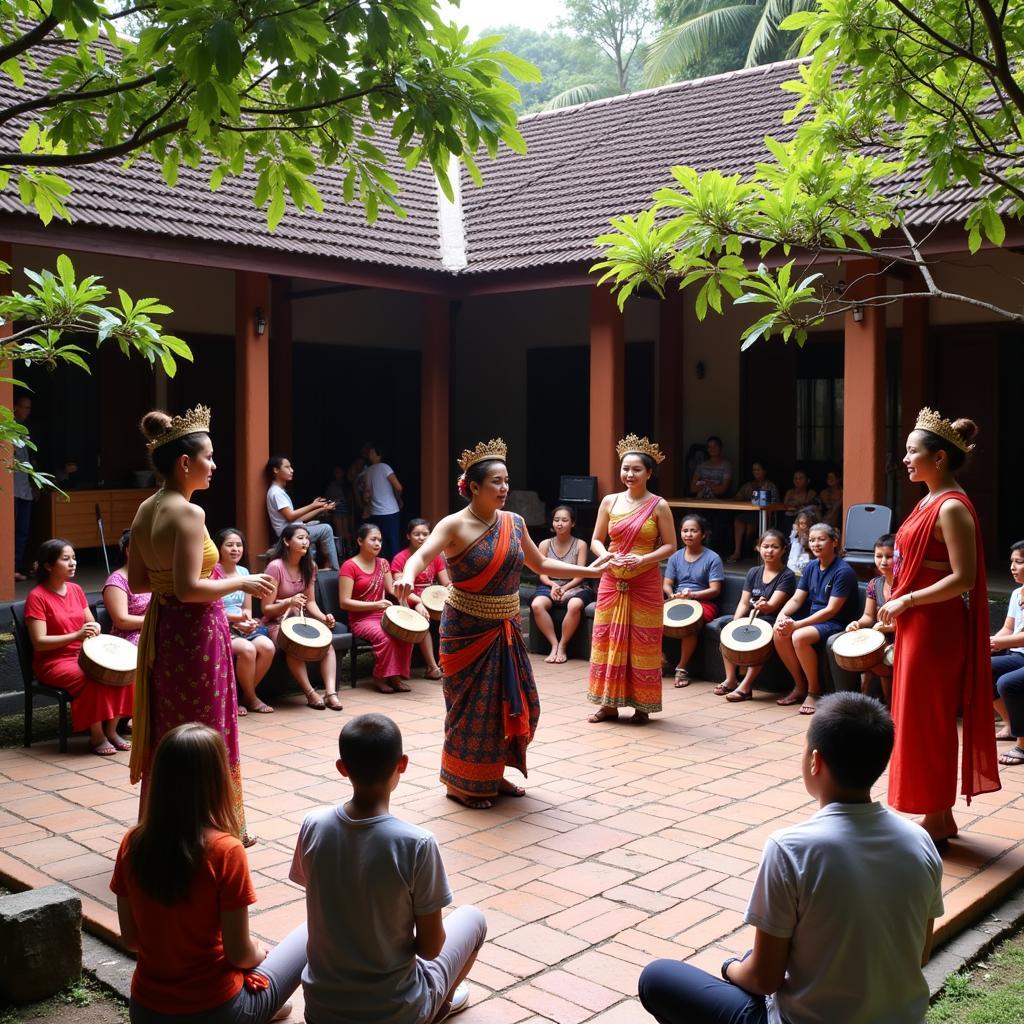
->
xmin=416 ymin=906 xmax=488 ymax=1024
xmin=304 ymin=521 xmax=338 ymax=570
xmin=129 ymin=922 xmax=307 ymax=1024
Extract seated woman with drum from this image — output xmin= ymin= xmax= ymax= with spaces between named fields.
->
xmin=26 ymin=539 xmax=134 ymax=755
xmin=530 ymin=505 xmax=596 ymax=664
xmin=662 ymin=515 xmax=724 ymax=688
xmin=715 ymin=529 xmax=796 ymax=702
xmin=389 ymin=518 xmax=450 ymax=680
xmin=103 ymin=530 xmax=151 ymax=646
xmin=840 ymin=533 xmax=895 ymax=703
xmin=216 ymin=528 xmax=277 ymax=715
xmin=774 ymin=523 xmax=858 ymax=715
xmin=262 ymin=524 xmax=342 ymax=711
xmin=340 ymin=523 xmax=419 ymax=694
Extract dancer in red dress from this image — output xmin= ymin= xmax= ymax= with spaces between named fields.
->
xmin=879 ymin=408 xmax=1000 ymax=844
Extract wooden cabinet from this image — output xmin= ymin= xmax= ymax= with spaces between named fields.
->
xmin=42 ymin=488 xmax=157 ymax=549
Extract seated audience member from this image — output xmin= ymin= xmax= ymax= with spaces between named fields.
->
xmin=340 ymin=524 xmax=414 ymax=694
xmin=663 ymin=514 xmax=724 ymax=688
xmin=216 ymin=527 xmax=277 ymax=715
xmin=786 ymin=506 xmax=816 ymax=576
xmin=265 ymin=455 xmax=338 ymax=570
xmin=362 ymin=444 xmax=404 ymax=560
xmin=262 ymin=524 xmax=342 ymax=712
xmin=774 ymin=523 xmax=857 ymax=716
xmin=390 ymin=518 xmax=450 ymax=680
xmin=104 ymin=529 xmax=151 ymax=645
xmin=818 ymin=469 xmax=843 ymax=529
xmin=639 ymin=693 xmax=943 ymax=1024
xmin=843 ymin=534 xmax=895 ymax=703
xmin=992 ymin=539 xmax=1024 ymax=768
xmin=530 ymin=505 xmax=595 ymax=664
xmin=783 ymin=469 xmax=817 ymax=521
xmin=112 ymin=723 xmax=306 ymax=1024
xmin=715 ymin=529 xmax=796 ymax=702
xmin=290 ymin=714 xmax=487 ymax=1024
xmin=728 ymin=462 xmax=780 ymax=563
xmin=26 ymin=538 xmax=133 ymax=756
xmin=690 ymin=435 xmax=732 ymax=499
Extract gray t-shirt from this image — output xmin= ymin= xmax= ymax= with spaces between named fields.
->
xmin=266 ymin=483 xmax=293 ymax=537
xmin=1006 ymin=586 xmax=1024 ymax=654
xmin=13 ymin=434 xmax=32 ymax=500
xmin=290 ymin=805 xmax=452 ymax=1024
xmin=746 ymin=802 xmax=943 ymax=1024
xmin=364 ymin=462 xmax=400 ymax=516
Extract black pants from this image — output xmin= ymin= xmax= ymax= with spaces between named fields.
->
xmin=639 ymin=960 xmax=769 ymax=1024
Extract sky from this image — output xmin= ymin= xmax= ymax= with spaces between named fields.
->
xmin=439 ymin=0 xmax=569 ymax=37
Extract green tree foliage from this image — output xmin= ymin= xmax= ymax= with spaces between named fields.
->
xmin=0 ymin=0 xmax=536 ymax=480
xmin=646 ymin=1 xmax=814 ymax=86
xmin=594 ymin=0 xmax=1024 ymax=348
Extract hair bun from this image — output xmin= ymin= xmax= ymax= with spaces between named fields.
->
xmin=140 ymin=410 xmax=172 ymax=442
xmin=951 ymin=418 xmax=979 ymax=447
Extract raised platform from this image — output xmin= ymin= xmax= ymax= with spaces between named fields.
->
xmin=2 ymin=657 xmax=1023 ymax=1023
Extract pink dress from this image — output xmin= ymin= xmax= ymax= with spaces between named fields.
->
xmin=262 ymin=559 xmax=315 ymax=641
xmin=103 ymin=569 xmax=151 ymax=646
xmin=341 ymin=557 xmax=413 ymax=680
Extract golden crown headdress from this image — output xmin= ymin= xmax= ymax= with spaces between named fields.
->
xmin=146 ymin=404 xmax=212 ymax=451
xmin=914 ymin=407 xmax=969 ymax=453
xmin=457 ymin=438 xmax=508 ymax=472
xmin=616 ymin=433 xmax=666 ymax=464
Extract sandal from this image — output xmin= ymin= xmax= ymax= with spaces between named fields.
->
xmin=726 ymin=689 xmax=752 ymax=702
xmin=424 ymin=667 xmax=443 ymax=680
xmin=373 ymin=682 xmax=397 ymax=694
xmin=713 ymin=682 xmax=736 ymax=696
xmin=304 ymin=689 xmax=326 ymax=710
xmin=674 ymin=668 xmax=690 ymax=689
xmin=391 ymin=679 xmax=412 ymax=692
xmin=237 ymin=704 xmax=248 ymax=717
xmin=799 ymin=695 xmax=819 ymax=716
xmin=324 ymin=693 xmax=343 ymax=712
xmin=108 ymin=735 xmax=132 ymax=751
xmin=446 ymin=792 xmax=494 ymax=810
xmin=90 ymin=740 xmax=117 ymax=757
xmin=999 ymin=746 xmax=1024 ymax=766
xmin=587 ymin=706 xmax=619 ymax=723
xmin=242 ymin=833 xmax=259 ymax=848
xmin=245 ymin=700 xmax=274 ymax=714
xmin=996 ymin=728 xmax=1016 ymax=741
xmin=631 ymin=711 xmax=651 ymax=724
xmin=777 ymin=690 xmax=807 ymax=707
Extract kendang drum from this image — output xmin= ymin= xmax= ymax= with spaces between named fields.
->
xmin=78 ymin=634 xmax=137 ymax=687
xmin=720 ymin=613 xmax=774 ymax=667
xmin=383 ymin=605 xmax=430 ymax=645
xmin=420 ymin=585 xmax=448 ymax=621
xmin=832 ymin=628 xmax=887 ymax=672
xmin=278 ymin=613 xmax=332 ymax=662
xmin=663 ymin=598 xmax=704 ymax=639
xmin=882 ymin=643 xmax=894 ymax=669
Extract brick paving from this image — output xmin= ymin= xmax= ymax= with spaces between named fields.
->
xmin=2 ymin=657 xmax=1024 ymax=1023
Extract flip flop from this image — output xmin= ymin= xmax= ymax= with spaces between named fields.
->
xmin=777 ymin=691 xmax=807 ymax=707
xmin=999 ymin=746 xmax=1024 ymax=766
xmin=726 ymin=689 xmax=752 ymax=702
xmin=588 ymin=706 xmax=619 ymax=723
xmin=799 ymin=697 xmax=818 ymax=716
xmin=108 ymin=735 xmax=131 ymax=751
xmin=237 ymin=705 xmax=248 ymax=717
xmin=90 ymin=740 xmax=117 ymax=757
xmin=245 ymin=701 xmax=274 ymax=714
xmin=424 ymin=667 xmax=443 ymax=680
xmin=713 ymin=682 xmax=736 ymax=696
xmin=674 ymin=669 xmax=691 ymax=689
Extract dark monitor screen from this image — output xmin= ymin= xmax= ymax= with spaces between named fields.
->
xmin=559 ymin=475 xmax=598 ymax=505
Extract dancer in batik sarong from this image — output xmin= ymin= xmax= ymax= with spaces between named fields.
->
xmin=588 ymin=435 xmax=676 ymax=724
xmin=394 ymin=439 xmax=610 ymax=809
xmin=128 ymin=406 xmax=275 ymax=843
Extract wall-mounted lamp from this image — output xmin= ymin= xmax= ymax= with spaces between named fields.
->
xmin=852 ymin=304 xmax=865 ymax=323
xmin=255 ymin=308 xmax=267 ymax=336
xmin=695 ymin=360 xmax=706 ymax=380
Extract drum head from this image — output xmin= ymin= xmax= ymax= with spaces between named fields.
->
xmin=289 ymin=621 xmax=325 ymax=641
xmin=833 ymin=629 xmax=885 ymax=658
xmin=388 ymin=606 xmax=427 ymax=630
xmin=722 ymin=619 xmax=772 ymax=650
xmin=82 ymin=635 xmax=136 ymax=672
xmin=664 ymin=599 xmax=702 ymax=627
xmin=883 ymin=644 xmax=894 ymax=667
xmin=282 ymin=617 xmax=331 ymax=645
xmin=421 ymin=585 xmax=447 ymax=611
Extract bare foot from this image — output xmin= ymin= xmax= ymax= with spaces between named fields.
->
xmin=996 ymin=728 xmax=1016 ymax=741
xmin=553 ymin=645 xmax=567 ymax=664
xmin=498 ymin=778 xmax=526 ymax=797
xmin=588 ymin=706 xmax=619 ymax=723
xmin=373 ymin=682 xmax=397 ymax=694
xmin=391 ymin=678 xmax=412 ymax=692
xmin=919 ymin=810 xmax=958 ymax=844
xmin=446 ymin=791 xmax=494 ymax=810
xmin=544 ymin=648 xmax=558 ymax=663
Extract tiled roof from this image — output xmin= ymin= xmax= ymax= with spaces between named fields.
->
xmin=0 ymin=59 xmax=997 ymax=275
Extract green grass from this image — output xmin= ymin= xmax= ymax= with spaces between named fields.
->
xmin=929 ymin=928 xmax=1024 ymax=1022
xmin=0 ymin=705 xmax=59 ymax=749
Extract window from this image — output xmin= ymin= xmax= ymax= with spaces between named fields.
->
xmin=795 ymin=377 xmax=844 ymax=463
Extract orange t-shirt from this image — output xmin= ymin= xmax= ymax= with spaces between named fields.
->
xmin=110 ymin=830 xmax=256 ymax=1012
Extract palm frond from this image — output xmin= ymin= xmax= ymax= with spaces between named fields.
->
xmin=747 ymin=0 xmax=817 ymax=66
xmin=644 ymin=4 xmax=760 ymax=87
xmin=542 ymin=82 xmax=609 ymax=110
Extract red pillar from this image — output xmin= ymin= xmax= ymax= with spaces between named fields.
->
xmin=589 ymin=286 xmax=625 ymax=496
xmin=899 ymin=295 xmax=928 ymax=518
xmin=421 ymin=296 xmax=450 ymax=524
xmin=235 ymin=272 xmax=271 ymax=554
xmin=269 ymin=277 xmax=293 ymax=456
xmin=656 ymin=290 xmax=685 ymax=496
xmin=0 ymin=243 xmax=14 ymax=601
xmin=842 ymin=259 xmax=886 ymax=508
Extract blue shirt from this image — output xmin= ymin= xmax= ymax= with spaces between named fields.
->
xmin=665 ymin=547 xmax=725 ymax=599
xmin=798 ymin=556 xmax=858 ymax=625
xmin=222 ymin=565 xmax=249 ymax=618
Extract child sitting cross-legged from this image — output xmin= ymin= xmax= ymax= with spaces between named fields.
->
xmin=842 ymin=533 xmax=895 ymax=704
xmin=639 ymin=693 xmax=944 ymax=1024
xmin=290 ymin=714 xmax=487 ymax=1024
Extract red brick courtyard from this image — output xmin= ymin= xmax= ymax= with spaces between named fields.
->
xmin=2 ymin=657 xmax=1024 ymax=1023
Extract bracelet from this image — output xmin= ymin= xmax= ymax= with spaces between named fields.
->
xmin=721 ymin=957 xmax=741 ymax=982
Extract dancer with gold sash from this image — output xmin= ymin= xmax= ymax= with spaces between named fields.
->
xmin=394 ymin=440 xmax=610 ymax=809
xmin=588 ymin=435 xmax=676 ymax=724
xmin=128 ymin=407 xmax=274 ymax=841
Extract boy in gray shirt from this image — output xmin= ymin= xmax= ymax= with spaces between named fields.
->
xmin=290 ymin=715 xmax=486 ymax=1024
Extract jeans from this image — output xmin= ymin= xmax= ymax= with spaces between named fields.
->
xmin=304 ymin=521 xmax=339 ymax=570
xmin=993 ymin=651 xmax=1024 ymax=737
xmin=368 ymin=511 xmax=402 ymax=562
xmin=639 ymin=960 xmax=769 ymax=1024
xmin=129 ymin=922 xmax=307 ymax=1024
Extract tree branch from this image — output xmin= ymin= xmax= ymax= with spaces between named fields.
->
xmin=0 ymin=72 xmax=162 ymax=130
xmin=972 ymin=0 xmax=1024 ymax=114
xmin=0 ymin=15 xmax=59 ymax=66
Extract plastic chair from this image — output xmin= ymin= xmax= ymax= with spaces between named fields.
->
xmin=13 ymin=601 xmax=73 ymax=752
xmin=843 ymin=504 xmax=893 ymax=569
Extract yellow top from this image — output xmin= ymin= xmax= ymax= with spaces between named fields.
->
xmin=608 ymin=509 xmax=661 ymax=581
